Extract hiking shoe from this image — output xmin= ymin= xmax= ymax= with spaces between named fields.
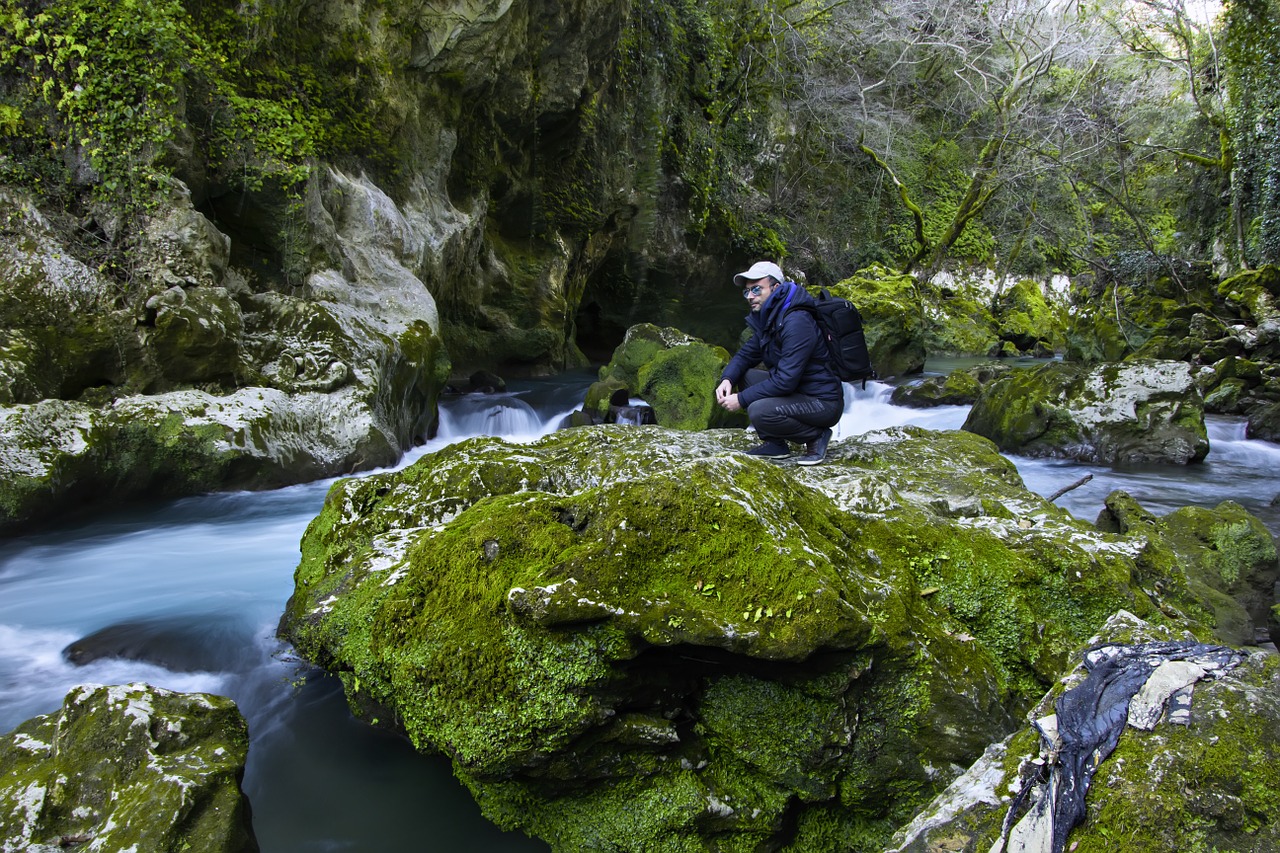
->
xmin=745 ymin=441 xmax=791 ymax=459
xmin=796 ymin=428 xmax=833 ymax=466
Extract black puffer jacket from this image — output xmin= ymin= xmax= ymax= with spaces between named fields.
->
xmin=719 ymin=282 xmax=843 ymax=407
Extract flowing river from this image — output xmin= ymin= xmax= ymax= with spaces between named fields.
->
xmin=2 ymin=364 xmax=1279 ymax=851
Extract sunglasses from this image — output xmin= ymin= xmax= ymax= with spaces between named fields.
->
xmin=742 ymin=284 xmax=766 ymax=298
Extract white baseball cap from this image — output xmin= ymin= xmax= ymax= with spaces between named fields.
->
xmin=733 ymin=261 xmax=785 ymax=288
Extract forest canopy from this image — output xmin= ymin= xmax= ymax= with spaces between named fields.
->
xmin=1 ymin=0 xmax=1277 ymax=287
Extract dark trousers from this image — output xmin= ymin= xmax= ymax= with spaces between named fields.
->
xmin=742 ymin=369 xmax=844 ymax=444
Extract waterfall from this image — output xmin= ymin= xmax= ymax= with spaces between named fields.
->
xmin=835 ymin=380 xmax=969 ymax=438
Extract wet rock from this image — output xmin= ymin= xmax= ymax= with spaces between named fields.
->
xmin=890 ymin=363 xmax=1012 ymax=408
xmin=1246 ymin=400 xmax=1280 ymax=443
xmin=0 ymin=683 xmax=256 ymax=852
xmin=63 ymin=615 xmax=259 ymax=674
xmin=888 ymin=611 xmax=1280 ymax=853
xmin=962 ymin=359 xmax=1209 ymax=465
xmin=582 ymin=378 xmax=629 ymax=423
xmin=278 ymin=425 xmax=1267 ymax=851
xmin=467 ymin=369 xmax=507 ymax=393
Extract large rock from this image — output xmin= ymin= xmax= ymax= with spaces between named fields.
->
xmin=889 ymin=611 xmax=1280 ymax=853
xmin=0 ymin=683 xmax=256 ymax=852
xmin=962 ymin=359 xmax=1209 ymax=464
xmin=278 ymin=424 xmax=1269 ymax=851
xmin=830 ymin=265 xmax=926 ymax=378
xmin=0 ymin=176 xmax=451 ymax=534
xmin=1247 ymin=399 xmax=1280 ymax=443
xmin=590 ymin=324 xmax=741 ymax=430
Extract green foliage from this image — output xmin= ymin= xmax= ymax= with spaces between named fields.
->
xmin=1225 ymin=0 xmax=1280 ymax=265
xmin=0 ymin=0 xmax=391 ymax=244
xmin=884 ymin=140 xmax=998 ymax=266
xmin=0 ymin=0 xmax=189 ymax=213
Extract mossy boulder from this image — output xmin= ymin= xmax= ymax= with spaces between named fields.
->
xmin=829 ymin=265 xmax=925 ymax=378
xmin=0 ymin=683 xmax=256 ymax=852
xmin=1247 ymin=400 xmax=1280 ymax=443
xmin=888 ymin=611 xmax=1280 ymax=853
xmin=890 ymin=363 xmax=1012 ymax=408
xmin=278 ymin=423 xmax=1264 ymax=851
xmin=1217 ymin=265 xmax=1280 ymax=323
xmin=1096 ymin=490 xmax=1278 ymax=646
xmin=991 ymin=279 xmax=1063 ymax=356
xmin=962 ymin=359 xmax=1209 ymax=464
xmin=594 ymin=324 xmax=740 ymax=430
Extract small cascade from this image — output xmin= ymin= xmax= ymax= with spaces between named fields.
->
xmin=834 ymin=380 xmax=969 ymax=439
xmin=611 ymin=397 xmax=656 ymax=426
xmin=435 ymin=394 xmax=549 ymax=441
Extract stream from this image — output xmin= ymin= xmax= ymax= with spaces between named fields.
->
xmin=2 ymin=364 xmax=1279 ymax=851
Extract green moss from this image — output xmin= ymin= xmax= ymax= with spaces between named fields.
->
xmin=0 ymin=683 xmax=254 ymax=851
xmin=637 ymin=341 xmax=734 ymax=430
xmin=279 ymin=424 xmax=1276 ymax=851
xmin=992 ymin=279 xmax=1063 ymax=354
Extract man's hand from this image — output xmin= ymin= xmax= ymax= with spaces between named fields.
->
xmin=716 ymin=380 xmax=741 ymax=412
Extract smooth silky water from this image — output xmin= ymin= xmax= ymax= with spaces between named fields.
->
xmin=2 ymin=365 xmax=1278 ymax=850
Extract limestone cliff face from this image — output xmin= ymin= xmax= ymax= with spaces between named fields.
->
xmin=0 ymin=0 xmax=792 ymax=527
xmin=201 ymin=0 xmax=772 ymax=368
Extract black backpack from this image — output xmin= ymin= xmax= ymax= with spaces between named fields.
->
xmin=793 ymin=289 xmax=876 ymax=386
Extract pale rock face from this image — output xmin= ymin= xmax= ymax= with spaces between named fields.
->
xmin=0 ymin=189 xmax=110 ymax=318
xmin=963 ymin=359 xmax=1209 ymax=464
xmin=305 ymin=168 xmax=444 ymax=339
xmin=0 ymin=174 xmax=449 ymax=532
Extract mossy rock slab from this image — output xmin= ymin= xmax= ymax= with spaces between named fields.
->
xmin=0 ymin=386 xmax=400 ymax=534
xmin=888 ymin=611 xmax=1280 ymax=853
xmin=0 ymin=683 xmax=256 ymax=852
xmin=278 ymin=424 xmax=1262 ymax=851
xmin=962 ymin=359 xmax=1209 ymax=464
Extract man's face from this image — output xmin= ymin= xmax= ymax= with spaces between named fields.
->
xmin=743 ymin=277 xmax=776 ymax=312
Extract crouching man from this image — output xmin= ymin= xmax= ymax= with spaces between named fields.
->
xmin=714 ymin=261 xmax=844 ymax=465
